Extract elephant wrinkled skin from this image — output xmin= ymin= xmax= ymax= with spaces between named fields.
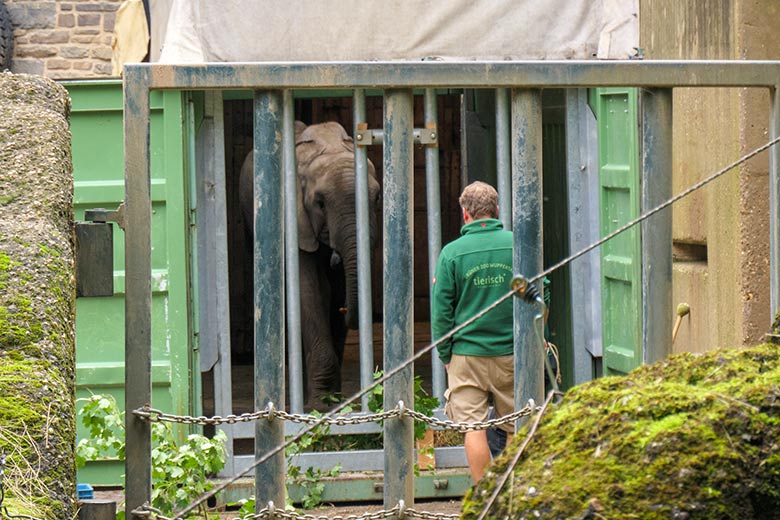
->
xmin=239 ymin=121 xmax=381 ymax=411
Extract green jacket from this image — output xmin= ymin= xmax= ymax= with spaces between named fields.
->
xmin=431 ymin=218 xmax=514 ymax=364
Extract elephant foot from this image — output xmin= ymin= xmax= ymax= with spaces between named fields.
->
xmin=306 ymin=392 xmax=344 ymax=413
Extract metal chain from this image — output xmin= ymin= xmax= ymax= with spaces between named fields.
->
xmin=273 ymin=409 xmax=400 ymax=426
xmin=403 ymin=404 xmax=534 ymax=432
xmin=133 ymin=407 xmax=271 ymax=425
xmin=247 ymin=505 xmax=400 ymax=520
xmin=207 ymin=501 xmax=459 ymax=520
xmin=133 ymin=402 xmax=535 ymax=432
xmin=405 ymin=508 xmax=459 ymax=520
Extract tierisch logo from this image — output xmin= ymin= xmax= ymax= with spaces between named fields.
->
xmin=472 ymin=273 xmax=506 ymax=287
xmin=465 ymin=262 xmax=512 ymax=288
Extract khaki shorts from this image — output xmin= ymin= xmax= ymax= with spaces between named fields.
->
xmin=444 ymin=354 xmax=515 ymax=433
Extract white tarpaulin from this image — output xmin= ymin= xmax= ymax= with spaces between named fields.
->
xmin=158 ymin=0 xmax=638 ymax=63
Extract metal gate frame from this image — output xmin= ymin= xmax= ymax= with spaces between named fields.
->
xmin=122 ymin=60 xmax=780 ymax=516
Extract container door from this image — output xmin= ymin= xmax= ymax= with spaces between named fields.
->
xmin=594 ymin=88 xmax=642 ymax=376
xmin=66 ymin=81 xmax=191 ymax=486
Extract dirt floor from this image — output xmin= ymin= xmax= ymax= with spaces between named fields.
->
xmin=204 ymin=322 xmax=440 ymax=415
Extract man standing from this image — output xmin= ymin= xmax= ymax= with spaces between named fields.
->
xmin=431 ymin=181 xmax=514 ymax=483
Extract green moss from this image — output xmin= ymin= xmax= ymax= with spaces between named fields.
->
xmin=0 ymin=354 xmax=74 ymax=519
xmin=463 ymin=344 xmax=780 ymax=520
xmin=0 ymin=295 xmax=45 ymax=349
xmin=0 ymin=244 xmax=75 ymax=518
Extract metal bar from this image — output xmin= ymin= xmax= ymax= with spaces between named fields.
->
xmin=283 ymin=90 xmax=304 ymax=414
xmin=188 ymin=98 xmax=203 ymax=418
xmin=252 ymin=90 xmax=286 ymax=509
xmin=382 ymin=88 xmax=415 ymax=509
xmin=564 ymin=89 xmax=602 ymax=385
xmin=641 ymin=88 xmax=674 ymax=364
xmin=771 ymin=86 xmax=780 ymax=320
xmin=233 ymin=446 xmax=467 ymax=474
xmin=355 ymin=128 xmax=438 ymax=146
xmin=424 ymin=89 xmax=446 ymax=405
xmin=495 ymin=88 xmax=512 ymax=229
xmin=202 ymin=90 xmax=236 ymax=475
xmin=123 ymin=66 xmax=152 ymax=518
xmin=511 ymin=89 xmax=544 ymax=423
xmin=130 ymin=61 xmax=780 ymax=90
xmin=353 ymin=89 xmax=376 ymax=412
xmin=231 ymin=417 xmax=382 ymax=438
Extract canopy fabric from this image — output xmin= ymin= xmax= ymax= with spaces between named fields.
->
xmin=159 ymin=0 xmax=638 ymax=63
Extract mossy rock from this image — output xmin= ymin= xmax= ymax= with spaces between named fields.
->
xmin=0 ymin=72 xmax=75 ymax=519
xmin=463 ymin=344 xmax=780 ymax=519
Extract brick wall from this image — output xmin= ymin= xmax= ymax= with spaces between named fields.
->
xmin=6 ymin=0 xmax=121 ymax=79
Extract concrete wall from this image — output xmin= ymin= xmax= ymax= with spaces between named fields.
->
xmin=640 ymin=0 xmax=778 ymax=352
xmin=6 ymin=0 xmax=120 ymax=78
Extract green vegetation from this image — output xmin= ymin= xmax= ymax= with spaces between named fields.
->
xmin=463 ymin=344 xmax=780 ymax=519
xmin=76 ymin=394 xmax=228 ymax=519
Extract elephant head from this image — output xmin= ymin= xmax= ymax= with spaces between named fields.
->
xmin=294 ymin=121 xmax=380 ymax=329
xmin=239 ymin=121 xmax=380 ymax=331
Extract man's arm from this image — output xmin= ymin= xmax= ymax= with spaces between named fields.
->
xmin=431 ymin=252 xmax=457 ymax=365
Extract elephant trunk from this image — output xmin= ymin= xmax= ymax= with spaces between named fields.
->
xmin=340 ymin=238 xmax=361 ymax=330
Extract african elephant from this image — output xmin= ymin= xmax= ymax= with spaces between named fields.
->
xmin=239 ymin=121 xmax=381 ymax=411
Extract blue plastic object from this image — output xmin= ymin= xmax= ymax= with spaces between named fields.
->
xmin=77 ymin=483 xmax=94 ymax=500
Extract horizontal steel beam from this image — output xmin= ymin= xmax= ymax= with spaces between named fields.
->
xmin=129 ymin=60 xmax=780 ymax=90
xmin=234 ymin=447 xmax=467 ymax=473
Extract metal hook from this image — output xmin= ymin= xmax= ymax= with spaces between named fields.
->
xmin=511 ymin=275 xmax=559 ymax=394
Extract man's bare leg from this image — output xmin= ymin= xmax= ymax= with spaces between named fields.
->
xmin=464 ymin=430 xmax=491 ymax=483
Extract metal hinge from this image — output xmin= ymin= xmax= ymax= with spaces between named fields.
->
xmin=85 ymin=202 xmax=126 ymax=230
xmin=355 ymin=122 xmax=438 ymax=147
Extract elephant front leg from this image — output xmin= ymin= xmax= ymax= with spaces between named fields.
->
xmin=299 ymin=252 xmax=343 ymax=412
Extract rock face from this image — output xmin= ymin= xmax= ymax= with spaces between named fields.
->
xmin=0 ymin=71 xmax=75 ymax=520
xmin=463 ymin=344 xmax=780 ymax=520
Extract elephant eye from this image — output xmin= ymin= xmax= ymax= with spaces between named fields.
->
xmin=314 ymin=195 xmax=325 ymax=210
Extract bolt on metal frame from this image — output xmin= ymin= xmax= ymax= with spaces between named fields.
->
xmin=123 ymin=60 xmax=780 ymax=516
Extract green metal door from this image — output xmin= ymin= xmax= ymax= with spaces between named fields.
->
xmin=66 ymin=80 xmax=192 ymax=485
xmin=594 ymin=88 xmax=641 ymax=376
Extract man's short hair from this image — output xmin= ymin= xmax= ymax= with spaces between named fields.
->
xmin=459 ymin=181 xmax=499 ymax=219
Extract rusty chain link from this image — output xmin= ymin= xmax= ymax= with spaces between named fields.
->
xmin=133 ymin=401 xmax=536 ymax=432
xmin=136 ymin=500 xmax=460 ymax=520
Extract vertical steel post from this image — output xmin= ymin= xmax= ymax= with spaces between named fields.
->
xmin=771 ymin=86 xmax=780 ymax=320
xmin=253 ymin=90 xmax=286 ymax=509
xmin=424 ymin=89 xmax=446 ymax=405
xmin=283 ymin=90 xmax=304 ymax=414
xmin=564 ymin=89 xmax=602 ymax=385
xmin=353 ymin=89 xmax=376 ymax=412
xmin=496 ymin=88 xmax=513 ymax=230
xmin=511 ymin=89 xmax=544 ymax=420
xmin=123 ymin=67 xmax=152 ymax=518
xmin=383 ymin=89 xmax=415 ymax=509
xmin=640 ymin=88 xmax=673 ymax=364
xmin=199 ymin=91 xmax=235 ymax=475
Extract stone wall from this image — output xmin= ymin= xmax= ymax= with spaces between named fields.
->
xmin=640 ymin=0 xmax=779 ymax=351
xmin=6 ymin=0 xmax=120 ymax=78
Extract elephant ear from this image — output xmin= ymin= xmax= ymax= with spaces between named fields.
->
xmin=294 ymin=120 xmax=307 ymax=141
xmin=295 ymin=122 xmax=324 ymax=252
xmin=297 ymin=176 xmax=319 ymax=252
